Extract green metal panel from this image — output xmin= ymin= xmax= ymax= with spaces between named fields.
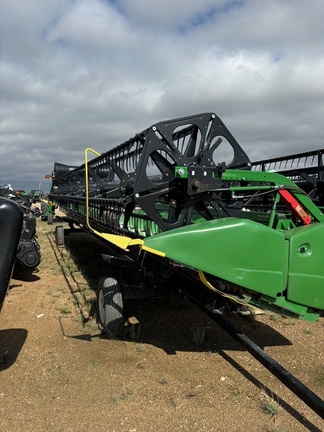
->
xmin=144 ymin=218 xmax=288 ymax=296
xmin=223 ymin=170 xmax=324 ymax=223
xmin=253 ymin=295 xmax=320 ymax=322
xmin=285 ymin=223 xmax=324 ymax=309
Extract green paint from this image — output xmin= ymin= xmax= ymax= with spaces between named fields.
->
xmin=144 ymin=216 xmax=324 ymax=320
xmin=144 ymin=218 xmax=288 ymax=296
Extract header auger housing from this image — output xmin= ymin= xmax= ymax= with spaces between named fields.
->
xmin=49 ymin=112 xmax=324 ymax=323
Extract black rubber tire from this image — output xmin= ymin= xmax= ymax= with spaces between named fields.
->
xmin=40 ymin=201 xmax=48 ymax=220
xmin=97 ymin=277 xmax=123 ymax=337
xmin=47 ymin=212 xmax=54 ymax=225
xmin=55 ymin=225 xmax=64 ymax=246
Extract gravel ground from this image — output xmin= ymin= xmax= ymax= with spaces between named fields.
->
xmin=0 ymin=220 xmax=323 ymax=432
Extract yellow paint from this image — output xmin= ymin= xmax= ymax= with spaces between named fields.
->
xmin=141 ymin=245 xmax=166 ymax=257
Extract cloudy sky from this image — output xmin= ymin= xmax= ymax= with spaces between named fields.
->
xmin=1 ymin=0 xmax=323 ymax=192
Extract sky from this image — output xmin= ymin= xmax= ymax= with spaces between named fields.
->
xmin=0 ymin=0 xmax=323 ymax=193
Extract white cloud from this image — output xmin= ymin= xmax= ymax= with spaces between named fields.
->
xmin=47 ymin=0 xmax=135 ymax=53
xmin=0 ymin=0 xmax=323 ymax=191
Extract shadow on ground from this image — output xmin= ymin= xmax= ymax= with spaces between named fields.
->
xmin=58 ymin=229 xmax=293 ymax=354
xmin=0 ymin=328 xmax=28 ymax=371
xmin=61 ymin=295 xmax=292 ymax=355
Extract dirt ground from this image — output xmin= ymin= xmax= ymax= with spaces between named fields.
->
xmin=0 ymin=217 xmax=323 ymax=432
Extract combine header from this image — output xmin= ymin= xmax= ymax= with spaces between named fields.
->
xmin=50 ymin=112 xmax=324 ymax=323
xmin=49 ymin=112 xmax=324 ymax=417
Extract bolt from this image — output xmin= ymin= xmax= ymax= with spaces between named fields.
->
xmin=191 ymin=180 xmax=200 ymax=191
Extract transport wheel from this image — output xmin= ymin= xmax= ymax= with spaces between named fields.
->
xmin=47 ymin=212 xmax=54 ymax=225
xmin=55 ymin=225 xmax=64 ymax=246
xmin=97 ymin=277 xmax=124 ymax=337
xmin=40 ymin=201 xmax=48 ymax=221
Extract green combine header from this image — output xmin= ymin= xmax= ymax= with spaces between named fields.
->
xmin=49 ymin=112 xmax=324 ymax=323
xmin=48 ymin=112 xmax=324 ymax=417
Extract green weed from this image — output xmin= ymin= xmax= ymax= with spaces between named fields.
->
xmin=136 ymin=344 xmax=145 ymax=352
xmin=59 ymin=306 xmax=72 ymax=314
xmin=120 ymin=388 xmax=134 ymax=399
xmin=92 ymin=358 xmax=100 ymax=366
xmin=190 ymin=324 xmax=205 ymax=346
xmin=111 ymin=388 xmax=134 ymax=403
xmin=232 ymin=388 xmax=243 ymax=397
xmin=262 ymin=398 xmax=280 ymax=416
xmin=52 ymin=266 xmax=62 ymax=275
xmin=283 ymin=319 xmax=295 ymax=326
xmin=169 ymin=398 xmax=178 ymax=409
xmin=82 ymin=318 xmax=98 ymax=333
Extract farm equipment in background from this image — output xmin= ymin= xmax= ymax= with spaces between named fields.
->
xmin=0 ymin=197 xmax=23 ymax=312
xmin=31 ymin=189 xmax=42 ymax=203
xmin=0 ymin=186 xmax=41 ymax=272
xmin=40 ymin=198 xmax=56 ymax=224
xmin=49 ymin=112 xmax=324 ymax=417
